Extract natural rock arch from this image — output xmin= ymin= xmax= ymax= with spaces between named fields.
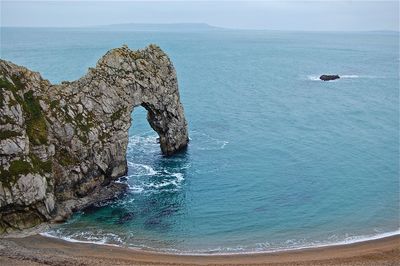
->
xmin=0 ymin=45 xmax=189 ymax=232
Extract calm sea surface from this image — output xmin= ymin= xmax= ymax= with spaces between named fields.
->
xmin=1 ymin=28 xmax=399 ymax=253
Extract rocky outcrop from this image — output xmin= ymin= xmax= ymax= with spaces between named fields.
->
xmin=319 ymin=74 xmax=340 ymax=81
xmin=0 ymin=45 xmax=189 ymax=233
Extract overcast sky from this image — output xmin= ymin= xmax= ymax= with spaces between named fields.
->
xmin=1 ymin=1 xmax=399 ymax=31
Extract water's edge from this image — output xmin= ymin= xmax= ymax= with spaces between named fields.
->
xmin=40 ymin=229 xmax=400 ymax=256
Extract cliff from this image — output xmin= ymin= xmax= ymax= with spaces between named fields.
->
xmin=0 ymin=45 xmax=189 ymax=233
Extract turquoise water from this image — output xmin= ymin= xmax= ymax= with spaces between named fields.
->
xmin=1 ymin=28 xmax=399 ymax=253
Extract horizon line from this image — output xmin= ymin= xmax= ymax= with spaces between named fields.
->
xmin=1 ymin=22 xmax=399 ymax=33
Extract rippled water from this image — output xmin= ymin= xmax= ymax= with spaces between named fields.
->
xmin=1 ymin=28 xmax=399 ymax=253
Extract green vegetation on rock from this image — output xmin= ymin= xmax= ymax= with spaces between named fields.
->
xmin=0 ymin=78 xmax=15 ymax=108
xmin=111 ymin=107 xmax=125 ymax=122
xmin=0 ymin=76 xmax=49 ymax=145
xmin=0 ymin=78 xmax=15 ymax=91
xmin=0 ymin=154 xmax=52 ymax=186
xmin=75 ymin=112 xmax=93 ymax=133
xmin=50 ymin=99 xmax=60 ymax=110
xmin=9 ymin=159 xmax=32 ymax=176
xmin=0 ymin=130 xmax=21 ymax=140
xmin=30 ymin=154 xmax=53 ymax=174
xmin=22 ymin=90 xmax=48 ymax=145
xmin=57 ymin=148 xmax=78 ymax=167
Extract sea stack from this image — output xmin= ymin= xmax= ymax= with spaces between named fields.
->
xmin=319 ymin=74 xmax=340 ymax=81
xmin=0 ymin=45 xmax=189 ymax=233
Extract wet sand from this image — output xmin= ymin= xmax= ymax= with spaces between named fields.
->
xmin=0 ymin=234 xmax=399 ymax=265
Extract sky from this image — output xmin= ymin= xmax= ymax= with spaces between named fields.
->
xmin=1 ymin=1 xmax=399 ymax=31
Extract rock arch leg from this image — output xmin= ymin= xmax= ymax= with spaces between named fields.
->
xmin=141 ymin=101 xmax=188 ymax=156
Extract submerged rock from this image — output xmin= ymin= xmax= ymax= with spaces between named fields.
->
xmin=116 ymin=212 xmax=135 ymax=224
xmin=319 ymin=74 xmax=340 ymax=81
xmin=0 ymin=45 xmax=189 ymax=233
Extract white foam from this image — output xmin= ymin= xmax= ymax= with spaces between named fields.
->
xmin=127 ymin=162 xmax=158 ymax=176
xmin=128 ymin=134 xmax=158 ymax=146
xmin=171 ymin=172 xmax=184 ymax=182
xmin=127 ymin=134 xmax=159 ymax=153
xmin=329 ymin=229 xmax=400 ymax=246
xmin=172 ymin=229 xmax=400 ymax=255
xmin=145 ymin=172 xmax=185 ymax=189
xmin=191 ymin=131 xmax=229 ymax=151
xmin=40 ymin=232 xmax=122 ymax=247
xmin=307 ymin=75 xmax=320 ymax=81
xmin=127 ymin=184 xmax=144 ymax=193
xmin=146 ymin=180 xmax=174 ymax=189
xmin=198 ymin=229 xmax=400 ymax=256
xmin=341 ymin=75 xmax=359 ymax=78
xmin=220 ymin=141 xmax=229 ymax=149
xmin=122 ymin=168 xmax=185 ymax=194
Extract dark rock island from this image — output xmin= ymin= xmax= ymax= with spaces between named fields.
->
xmin=0 ymin=45 xmax=189 ymax=233
xmin=319 ymin=74 xmax=340 ymax=81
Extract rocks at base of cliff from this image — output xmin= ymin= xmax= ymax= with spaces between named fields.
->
xmin=0 ymin=44 xmax=189 ymax=233
xmin=52 ymin=182 xmax=127 ymax=223
xmin=319 ymin=74 xmax=340 ymax=81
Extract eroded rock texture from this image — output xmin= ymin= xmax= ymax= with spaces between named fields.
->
xmin=0 ymin=45 xmax=189 ymax=232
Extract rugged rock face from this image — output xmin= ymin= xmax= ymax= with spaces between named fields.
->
xmin=319 ymin=74 xmax=340 ymax=81
xmin=0 ymin=45 xmax=189 ymax=233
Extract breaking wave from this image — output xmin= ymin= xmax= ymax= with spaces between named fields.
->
xmin=41 ymin=231 xmax=123 ymax=246
xmin=127 ymin=162 xmax=158 ymax=176
xmin=121 ymin=132 xmax=189 ymax=194
xmin=119 ymin=162 xmax=186 ymax=194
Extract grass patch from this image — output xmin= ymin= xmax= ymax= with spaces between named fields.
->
xmin=8 ymin=160 xmax=32 ymax=177
xmin=0 ymin=78 xmax=15 ymax=108
xmin=0 ymin=155 xmax=52 ymax=187
xmin=56 ymin=148 xmax=78 ymax=167
xmin=0 ymin=130 xmax=21 ymax=140
xmin=0 ymin=78 xmax=15 ymax=91
xmin=50 ymin=99 xmax=60 ymax=110
xmin=23 ymin=90 xmax=48 ymax=145
xmin=0 ymin=75 xmax=49 ymax=145
xmin=75 ymin=113 xmax=90 ymax=132
xmin=30 ymin=154 xmax=52 ymax=174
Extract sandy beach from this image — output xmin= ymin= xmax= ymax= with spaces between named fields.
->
xmin=0 ymin=234 xmax=398 ymax=265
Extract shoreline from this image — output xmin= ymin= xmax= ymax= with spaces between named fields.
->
xmin=39 ymin=229 xmax=400 ymax=255
xmin=0 ymin=234 xmax=399 ymax=265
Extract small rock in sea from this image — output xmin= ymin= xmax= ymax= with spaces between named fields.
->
xmin=319 ymin=74 xmax=340 ymax=81
xmin=116 ymin=212 xmax=135 ymax=224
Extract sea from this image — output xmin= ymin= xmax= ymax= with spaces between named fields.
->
xmin=1 ymin=27 xmax=399 ymax=254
